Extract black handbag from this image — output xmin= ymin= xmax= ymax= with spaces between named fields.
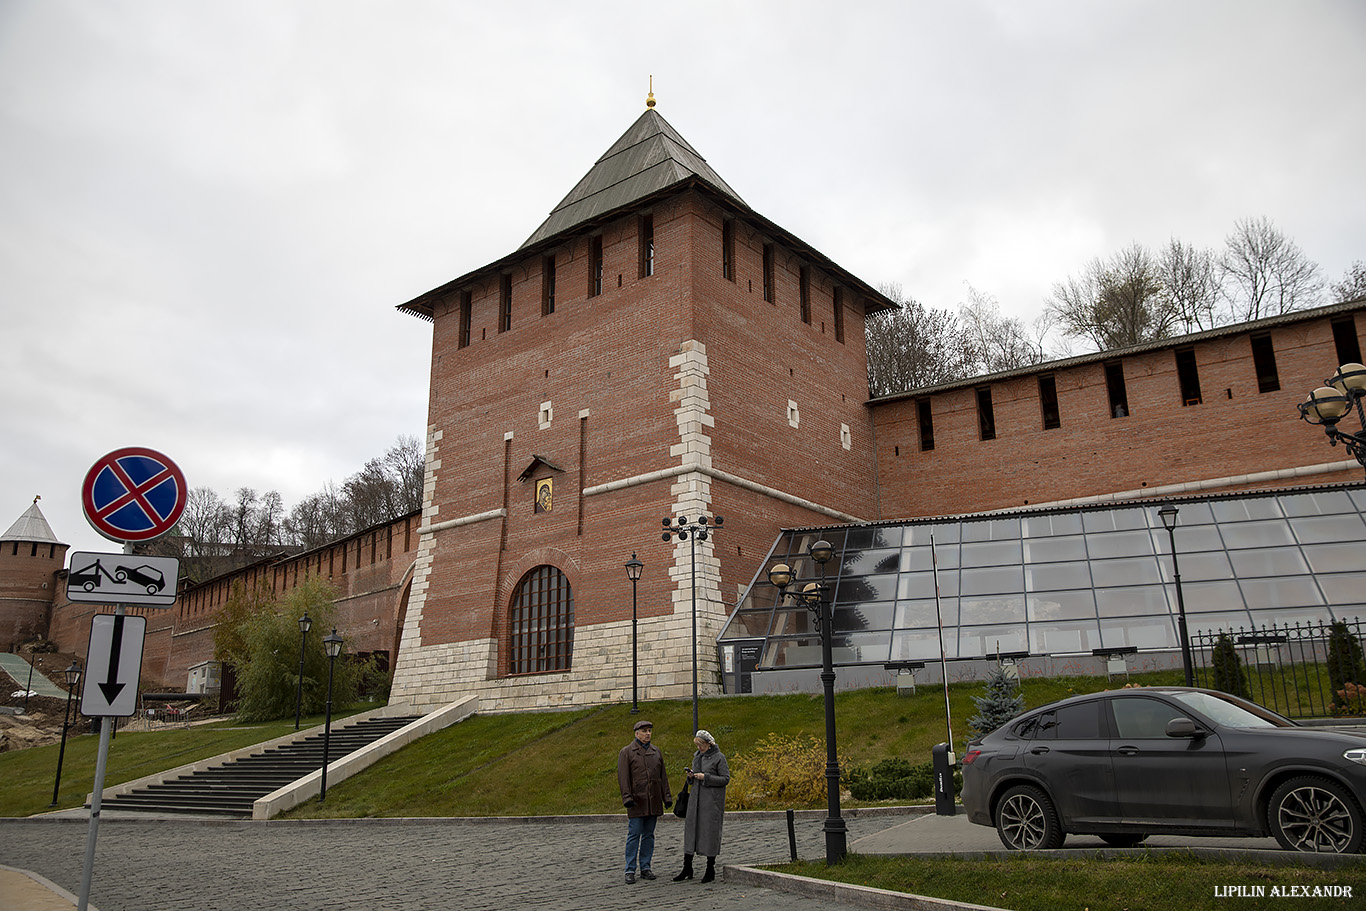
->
xmin=673 ymin=780 xmax=690 ymax=818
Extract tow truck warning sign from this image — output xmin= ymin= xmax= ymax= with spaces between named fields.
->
xmin=66 ymin=552 xmax=179 ymax=607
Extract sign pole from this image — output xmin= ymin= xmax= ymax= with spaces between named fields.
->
xmin=79 ymin=603 xmax=123 ymax=911
xmin=931 ymin=534 xmax=954 ymax=754
xmin=74 ymin=449 xmax=186 ymax=911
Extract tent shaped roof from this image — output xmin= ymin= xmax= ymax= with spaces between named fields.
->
xmin=1 ymin=498 xmax=63 ymax=545
xmin=397 ymin=105 xmax=896 ymax=320
xmin=520 ymin=108 xmax=747 ymax=250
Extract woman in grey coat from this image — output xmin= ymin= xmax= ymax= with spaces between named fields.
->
xmin=673 ymin=730 xmax=730 ymax=883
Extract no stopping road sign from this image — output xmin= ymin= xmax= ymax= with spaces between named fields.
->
xmin=81 ymin=447 xmax=187 ymax=543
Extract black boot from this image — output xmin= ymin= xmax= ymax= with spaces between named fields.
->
xmin=699 ymin=857 xmax=716 ymax=884
xmin=672 ymin=854 xmax=694 ymax=881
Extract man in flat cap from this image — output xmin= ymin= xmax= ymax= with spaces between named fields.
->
xmin=617 ymin=719 xmax=673 ymax=883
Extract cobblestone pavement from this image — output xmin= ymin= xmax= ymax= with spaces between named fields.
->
xmin=0 ymin=812 xmax=910 ymax=911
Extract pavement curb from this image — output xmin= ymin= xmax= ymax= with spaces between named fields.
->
xmin=22 ymin=804 xmax=937 ymax=826
xmin=0 ymin=863 xmax=98 ymax=911
xmin=725 ymin=865 xmax=1005 ymax=911
xmin=892 ymin=846 xmax=1364 ymax=868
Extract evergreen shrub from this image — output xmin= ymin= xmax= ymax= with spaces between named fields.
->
xmin=1210 ymin=633 xmax=1249 ymax=699
xmin=1327 ymin=621 xmax=1366 ymax=715
xmin=967 ymin=666 xmax=1024 ymax=739
xmin=845 ymin=758 xmax=931 ymax=800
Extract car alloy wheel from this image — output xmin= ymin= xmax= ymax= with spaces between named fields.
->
xmin=1269 ymin=776 xmax=1363 ymax=854
xmin=995 ymin=784 xmax=1065 ymax=850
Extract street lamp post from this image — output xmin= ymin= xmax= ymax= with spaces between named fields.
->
xmin=295 ymin=613 xmax=312 ymax=730
xmin=769 ymin=539 xmax=847 ymax=865
xmin=661 ymin=514 xmax=723 ymax=736
xmin=1298 ymin=362 xmax=1366 ymax=476
xmin=1158 ymin=505 xmax=1194 ymax=687
xmin=23 ymin=654 xmax=39 ymax=713
xmin=319 ymin=628 xmax=343 ymax=801
xmin=50 ymin=660 xmax=81 ymax=807
xmin=624 ymin=554 xmax=644 ymax=713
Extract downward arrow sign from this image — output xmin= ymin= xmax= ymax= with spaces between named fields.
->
xmin=98 ymin=614 xmax=126 ymax=705
xmin=81 ymin=613 xmax=145 ymax=717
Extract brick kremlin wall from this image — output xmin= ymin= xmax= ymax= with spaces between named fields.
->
xmin=873 ymin=309 xmax=1365 ymax=519
xmin=0 ymin=539 xmax=67 ymax=649
xmin=45 ymin=514 xmax=420 ymax=690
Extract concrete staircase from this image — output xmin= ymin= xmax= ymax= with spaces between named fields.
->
xmin=99 ymin=714 xmax=422 ymax=817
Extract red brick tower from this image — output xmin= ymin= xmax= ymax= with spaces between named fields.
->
xmin=0 ymin=497 xmax=67 ymax=649
xmin=389 ymin=104 xmax=894 ymax=711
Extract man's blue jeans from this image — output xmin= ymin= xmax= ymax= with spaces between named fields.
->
xmin=624 ymin=814 xmax=658 ymax=873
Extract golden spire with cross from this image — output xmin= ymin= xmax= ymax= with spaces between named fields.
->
xmin=646 ymin=75 xmax=655 ymax=109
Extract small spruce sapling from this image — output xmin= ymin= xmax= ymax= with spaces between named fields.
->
xmin=968 ymin=665 xmax=1025 ymax=738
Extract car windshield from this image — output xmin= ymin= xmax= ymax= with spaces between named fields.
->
xmin=1168 ymin=691 xmax=1291 ymax=729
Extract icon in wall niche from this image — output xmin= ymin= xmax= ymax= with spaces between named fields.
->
xmin=535 ymin=478 xmax=553 ymax=513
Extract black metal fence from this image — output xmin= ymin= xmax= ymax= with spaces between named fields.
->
xmin=1191 ymin=616 xmax=1366 ymax=719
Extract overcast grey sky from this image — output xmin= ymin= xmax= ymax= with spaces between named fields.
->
xmin=3 ymin=0 xmax=1363 ymax=559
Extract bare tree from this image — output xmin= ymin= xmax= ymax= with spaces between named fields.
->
xmin=384 ymin=434 xmax=426 ymax=515
xmin=957 ymin=284 xmax=1048 ymax=374
xmin=1047 ymin=243 xmax=1175 ymax=351
xmin=223 ymin=486 xmax=288 ymax=556
xmin=1330 ymin=260 xmax=1366 ymax=303
xmin=866 ymin=283 xmax=1052 ymax=397
xmin=147 ymin=485 xmax=232 ymax=580
xmin=285 ymin=482 xmax=350 ymax=550
xmin=866 ymin=283 xmax=977 ymax=396
xmin=179 ymin=486 xmax=232 ymax=552
xmin=256 ymin=489 xmax=284 ymax=546
xmin=231 ymin=488 xmax=260 ymax=548
xmin=345 ymin=458 xmax=400 ymax=531
xmin=277 ymin=435 xmax=424 ymax=547
xmin=1220 ymin=216 xmax=1323 ymax=321
xmin=1047 ymin=268 xmax=1103 ymax=349
xmin=1159 ymin=238 xmax=1222 ymax=332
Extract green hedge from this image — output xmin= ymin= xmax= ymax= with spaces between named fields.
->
xmin=845 ymin=757 xmax=961 ymax=801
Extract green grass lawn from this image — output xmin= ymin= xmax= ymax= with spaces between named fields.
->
xmin=2 ymin=670 xmax=1188 ymax=820
xmin=6 ymin=669 xmax=1363 ymax=909
xmin=775 ymin=852 xmax=1366 ymax=911
xmin=283 ymin=669 xmax=1188 ymax=818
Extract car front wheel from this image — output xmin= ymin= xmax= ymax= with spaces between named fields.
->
xmin=996 ymin=784 xmax=1065 ymax=850
xmin=1268 ymin=776 xmax=1363 ymax=854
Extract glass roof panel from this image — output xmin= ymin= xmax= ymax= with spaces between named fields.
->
xmin=725 ymin=485 xmax=1366 ymax=684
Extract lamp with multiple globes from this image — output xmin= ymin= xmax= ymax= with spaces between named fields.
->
xmin=768 ymin=539 xmax=847 ymax=865
xmin=661 ymin=514 xmax=723 ymax=735
xmin=1299 ymin=362 xmax=1366 ymax=475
